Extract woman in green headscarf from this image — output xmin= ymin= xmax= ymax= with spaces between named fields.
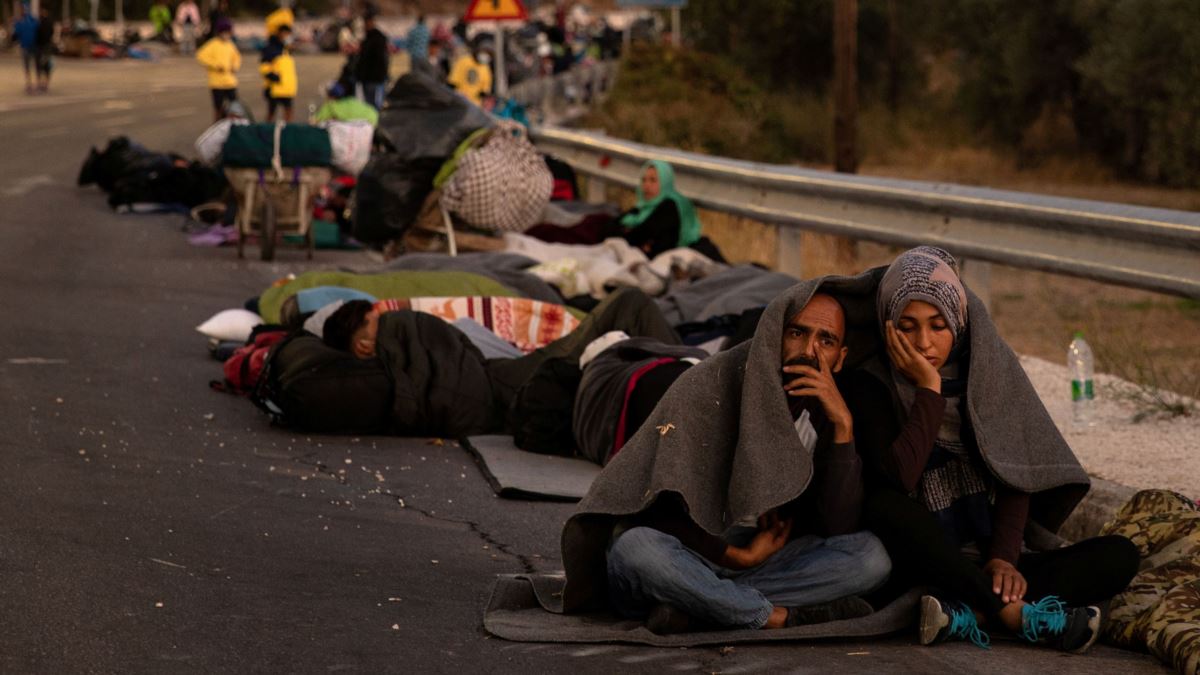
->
xmin=618 ymin=160 xmax=703 ymax=257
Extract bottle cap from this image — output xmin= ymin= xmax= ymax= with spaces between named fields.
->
xmin=1073 ymin=330 xmax=1084 ymax=339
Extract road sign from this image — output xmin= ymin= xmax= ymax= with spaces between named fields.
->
xmin=464 ymin=0 xmax=528 ymax=22
xmin=616 ymin=0 xmax=687 ymax=6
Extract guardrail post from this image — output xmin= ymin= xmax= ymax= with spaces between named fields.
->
xmin=961 ymin=258 xmax=993 ymax=310
xmin=776 ymin=226 xmax=805 ymax=279
xmin=586 ymin=176 xmax=609 ymax=204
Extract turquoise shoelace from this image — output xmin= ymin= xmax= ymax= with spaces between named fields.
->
xmin=948 ymin=605 xmax=991 ymax=649
xmin=1021 ymin=596 xmax=1068 ymax=642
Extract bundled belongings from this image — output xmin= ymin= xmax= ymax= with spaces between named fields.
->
xmin=440 ymin=121 xmax=554 ymax=234
xmin=353 ymin=69 xmax=492 ymax=246
xmin=222 ymin=123 xmax=333 ymax=169
xmin=1100 ymin=490 xmax=1200 ymax=674
xmin=79 ymin=136 xmax=227 ymax=210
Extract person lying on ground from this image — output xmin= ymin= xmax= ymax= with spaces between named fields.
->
xmin=841 ymin=246 xmax=1139 ymax=653
xmin=559 ymin=290 xmax=891 ymax=635
xmin=316 ymin=287 xmax=680 ymax=440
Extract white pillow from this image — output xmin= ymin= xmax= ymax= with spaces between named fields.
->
xmin=196 ymin=308 xmax=263 ymax=342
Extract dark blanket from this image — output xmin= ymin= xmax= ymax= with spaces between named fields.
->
xmin=655 ymin=264 xmax=798 ymax=326
xmin=375 ymin=311 xmax=500 ymax=437
xmin=560 ymin=268 xmax=1090 ymax=612
xmin=222 ymin=123 xmax=333 ymax=169
xmin=78 ymin=136 xmax=226 ymax=209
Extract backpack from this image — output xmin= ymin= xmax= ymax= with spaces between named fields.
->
xmin=211 ymin=329 xmax=289 ymax=395
xmin=251 ymin=332 xmax=393 ymax=433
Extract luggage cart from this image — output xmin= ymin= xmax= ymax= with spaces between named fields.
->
xmin=225 ymin=167 xmax=332 ymax=261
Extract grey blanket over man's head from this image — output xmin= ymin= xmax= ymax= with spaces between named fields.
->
xmin=560 ymin=267 xmax=1090 ymax=613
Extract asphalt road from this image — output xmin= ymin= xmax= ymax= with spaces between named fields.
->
xmin=0 ymin=53 xmax=1168 ymax=673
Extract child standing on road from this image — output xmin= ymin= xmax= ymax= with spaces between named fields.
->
xmin=259 ymin=24 xmax=298 ymax=122
xmin=196 ymin=18 xmax=241 ymax=122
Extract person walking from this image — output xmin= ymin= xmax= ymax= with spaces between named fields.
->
xmin=354 ymin=9 xmax=390 ymax=110
xmin=12 ymin=3 xmax=39 ymax=94
xmin=33 ymin=5 xmax=55 ymax=94
xmin=405 ymin=14 xmax=429 ymax=64
xmin=259 ymin=24 xmax=297 ymax=122
xmin=196 ymin=18 xmax=241 ymax=121
xmin=176 ymin=0 xmax=200 ymax=55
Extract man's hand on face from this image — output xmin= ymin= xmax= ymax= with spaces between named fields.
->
xmin=721 ymin=510 xmax=793 ymax=570
xmin=781 ymin=349 xmax=854 ymax=443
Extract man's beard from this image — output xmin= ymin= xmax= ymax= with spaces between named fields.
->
xmin=783 ymin=355 xmax=827 ymax=425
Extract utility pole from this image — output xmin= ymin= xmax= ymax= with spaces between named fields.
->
xmin=833 ymin=0 xmax=857 ymax=174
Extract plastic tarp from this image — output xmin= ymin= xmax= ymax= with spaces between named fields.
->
xmin=353 ymin=70 xmax=492 ymax=245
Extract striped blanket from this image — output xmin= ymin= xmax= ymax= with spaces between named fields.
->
xmin=375 ymin=297 xmax=580 ymax=354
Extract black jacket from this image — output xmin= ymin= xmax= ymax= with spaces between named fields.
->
xmin=356 ymin=28 xmax=390 ymax=83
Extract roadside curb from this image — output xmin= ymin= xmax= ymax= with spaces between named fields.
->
xmin=1058 ymin=476 xmax=1137 ymax=542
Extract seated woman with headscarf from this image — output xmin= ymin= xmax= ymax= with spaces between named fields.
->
xmin=618 ymin=160 xmax=703 ymax=258
xmin=841 ymin=246 xmax=1139 ymax=654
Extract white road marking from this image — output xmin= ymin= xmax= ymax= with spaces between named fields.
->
xmin=96 ymin=115 xmax=137 ymax=128
xmin=2 ymin=175 xmax=53 ymax=198
xmin=27 ymin=127 xmax=68 ymax=140
xmin=163 ymin=107 xmax=198 ymax=118
xmin=101 ymin=99 xmax=135 ymax=111
xmin=6 ymin=357 xmax=69 ymax=365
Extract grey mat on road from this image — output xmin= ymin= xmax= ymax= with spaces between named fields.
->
xmin=483 ymin=574 xmax=922 ymax=646
xmin=463 ymin=436 xmax=601 ymax=501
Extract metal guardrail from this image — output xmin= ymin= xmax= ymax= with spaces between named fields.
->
xmin=531 ymin=126 xmax=1200 ymax=299
xmin=508 ymin=62 xmax=619 ymax=126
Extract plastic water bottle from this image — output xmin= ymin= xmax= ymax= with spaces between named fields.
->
xmin=1068 ymin=331 xmax=1095 ymax=427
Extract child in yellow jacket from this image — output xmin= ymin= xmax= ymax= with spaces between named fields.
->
xmin=196 ymin=19 xmax=241 ymax=122
xmin=259 ymin=24 xmax=298 ymax=122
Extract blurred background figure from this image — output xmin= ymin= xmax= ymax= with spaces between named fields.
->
xmin=260 ymin=23 xmax=297 ymax=122
xmin=12 ymin=2 xmax=39 ymax=94
xmin=406 ymin=13 xmax=430 ymax=66
xmin=355 ymin=8 xmax=389 ymax=110
xmin=176 ymin=0 xmax=200 ymax=55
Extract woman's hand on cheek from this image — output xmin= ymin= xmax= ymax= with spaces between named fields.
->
xmin=886 ymin=323 xmax=942 ymax=393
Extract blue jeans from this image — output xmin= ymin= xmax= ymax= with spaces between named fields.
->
xmin=607 ymin=526 xmax=891 ymax=630
xmin=358 ymin=81 xmax=387 ymax=110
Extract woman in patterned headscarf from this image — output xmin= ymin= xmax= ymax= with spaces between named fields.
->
xmin=842 ymin=246 xmax=1138 ymax=654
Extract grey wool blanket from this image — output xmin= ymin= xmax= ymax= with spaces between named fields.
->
xmin=559 ymin=267 xmax=1090 ymax=613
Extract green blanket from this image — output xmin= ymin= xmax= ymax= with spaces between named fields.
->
xmin=258 ymin=270 xmax=521 ymax=323
xmin=223 ymin=123 xmax=333 ymax=169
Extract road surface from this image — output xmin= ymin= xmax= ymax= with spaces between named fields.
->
xmin=0 ymin=53 xmax=1167 ymax=673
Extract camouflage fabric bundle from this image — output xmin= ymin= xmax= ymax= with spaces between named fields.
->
xmin=1101 ymin=489 xmax=1200 ymax=675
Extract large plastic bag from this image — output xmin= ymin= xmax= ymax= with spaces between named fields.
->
xmin=352 ymin=70 xmax=491 ymax=244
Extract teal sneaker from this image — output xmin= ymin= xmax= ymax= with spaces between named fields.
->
xmin=919 ymin=595 xmax=991 ymax=649
xmin=1020 ymin=596 xmax=1101 ymax=653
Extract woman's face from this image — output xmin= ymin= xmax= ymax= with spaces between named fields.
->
xmin=641 ymin=167 xmax=661 ymax=201
xmin=896 ymin=300 xmax=954 ymax=369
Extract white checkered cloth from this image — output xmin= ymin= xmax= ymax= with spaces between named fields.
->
xmin=440 ymin=121 xmax=553 ymax=233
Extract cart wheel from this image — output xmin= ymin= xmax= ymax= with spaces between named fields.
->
xmin=259 ymin=198 xmax=276 ymax=262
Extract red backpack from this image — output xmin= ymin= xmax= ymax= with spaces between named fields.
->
xmin=213 ymin=330 xmax=289 ymax=395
